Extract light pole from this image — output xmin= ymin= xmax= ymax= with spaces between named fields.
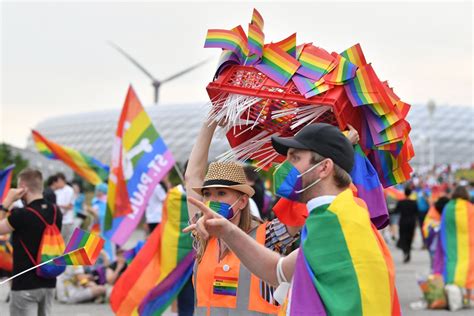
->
xmin=427 ymin=100 xmax=436 ymax=170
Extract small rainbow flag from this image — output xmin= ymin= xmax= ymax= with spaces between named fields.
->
xmin=248 ymin=23 xmax=264 ymax=57
xmin=305 ymin=82 xmax=332 ymax=98
xmin=296 ymin=45 xmax=336 ymax=81
xmin=53 ymin=228 xmax=105 ymax=266
xmin=340 ymin=43 xmax=367 ymax=67
xmin=434 ymin=199 xmax=474 ymax=289
xmin=250 ymin=8 xmax=264 ymax=30
xmin=323 ymin=53 xmax=358 ymax=85
xmin=255 ymin=44 xmax=300 ymax=86
xmin=292 ymin=74 xmax=316 ymax=95
xmin=344 ymin=64 xmax=383 ymax=106
xmin=32 ymin=131 xmax=109 ymax=186
xmin=384 ymin=187 xmax=405 ymax=201
xmin=273 ymin=33 xmax=297 ymax=58
xmin=0 ymin=165 xmax=14 ymax=203
xmin=205 ymin=28 xmax=249 ymax=63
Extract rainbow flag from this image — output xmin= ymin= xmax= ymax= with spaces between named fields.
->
xmin=0 ymin=165 xmax=14 ymax=203
xmin=434 ymin=199 xmax=474 ymax=289
xmin=32 ymin=131 xmax=109 ymax=185
xmin=110 ymin=186 xmax=193 ymax=315
xmin=344 ymin=64 xmax=383 ymax=106
xmin=250 ymin=8 xmax=264 ymax=30
xmin=340 ymin=43 xmax=367 ymax=67
xmin=273 ymin=33 xmax=297 ymax=58
xmin=53 ymin=228 xmax=105 ymax=266
xmin=138 ymin=252 xmax=194 ymax=316
xmin=0 ymin=236 xmax=13 ymax=272
xmin=323 ymin=53 xmax=357 ymax=85
xmin=305 ymin=82 xmax=332 ymax=98
xmin=104 ymin=86 xmax=175 ymax=245
xmin=296 ymin=45 xmax=335 ymax=81
xmin=287 ymin=189 xmax=401 ymax=315
xmin=205 ymin=29 xmax=249 ymax=63
xmin=350 ymin=144 xmax=389 ymax=229
xmin=255 ymin=44 xmax=300 ymax=86
xmin=384 ymin=187 xmax=405 ymax=201
xmin=248 ymin=23 xmax=264 ymax=57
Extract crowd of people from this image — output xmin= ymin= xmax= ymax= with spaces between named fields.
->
xmin=0 ymin=122 xmax=473 ymax=315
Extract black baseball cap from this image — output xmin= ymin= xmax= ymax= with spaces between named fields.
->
xmin=271 ymin=123 xmax=354 ymax=173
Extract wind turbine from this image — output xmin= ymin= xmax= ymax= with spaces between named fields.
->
xmin=108 ymin=41 xmax=209 ymax=104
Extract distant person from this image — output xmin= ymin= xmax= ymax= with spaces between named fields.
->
xmin=54 ymin=172 xmax=75 ymax=242
xmin=0 ymin=168 xmax=63 ymax=316
xmin=243 ymin=166 xmax=263 ymax=219
xmin=57 ymin=266 xmax=106 ymax=304
xmin=43 ymin=175 xmax=58 ymax=205
xmin=72 ymin=180 xmax=86 ymax=229
xmin=396 ymin=186 xmax=419 ymax=263
xmin=145 ymin=181 xmax=167 ymax=234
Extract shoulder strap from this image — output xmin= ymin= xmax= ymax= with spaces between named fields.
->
xmin=25 ymin=204 xmax=56 ymax=226
xmin=20 ymin=239 xmax=38 ymax=265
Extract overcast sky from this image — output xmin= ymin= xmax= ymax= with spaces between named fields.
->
xmin=1 ymin=0 xmax=472 ymax=147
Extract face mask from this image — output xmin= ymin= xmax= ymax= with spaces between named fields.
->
xmin=206 ymin=197 xmax=241 ymax=220
xmin=272 ymin=160 xmax=324 ymax=201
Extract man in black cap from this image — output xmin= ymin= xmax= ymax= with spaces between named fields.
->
xmin=185 ymin=123 xmax=399 ymax=315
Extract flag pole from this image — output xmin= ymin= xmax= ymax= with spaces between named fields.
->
xmin=173 ymin=164 xmax=185 ymax=184
xmin=0 ymin=258 xmax=55 ymax=285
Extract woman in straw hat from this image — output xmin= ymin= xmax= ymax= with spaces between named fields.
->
xmin=185 ymin=120 xmax=300 ymax=315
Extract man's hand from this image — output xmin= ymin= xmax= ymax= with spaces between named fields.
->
xmin=183 ymin=197 xmax=234 ymax=240
xmin=346 ymin=124 xmax=360 ymax=145
xmin=3 ymin=188 xmax=27 ymax=209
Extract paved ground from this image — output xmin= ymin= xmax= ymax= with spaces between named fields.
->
xmin=0 ymin=228 xmax=472 ymax=315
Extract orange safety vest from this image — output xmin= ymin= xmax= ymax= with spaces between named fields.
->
xmin=194 ymin=223 xmax=280 ymax=316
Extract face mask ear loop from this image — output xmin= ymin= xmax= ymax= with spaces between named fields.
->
xmin=294 ymin=178 xmax=322 ymax=194
xmin=297 ymin=159 xmax=325 ymax=178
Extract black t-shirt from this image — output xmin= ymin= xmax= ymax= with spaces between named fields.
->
xmin=395 ymin=199 xmax=418 ymax=226
xmin=7 ymin=198 xmax=63 ymax=291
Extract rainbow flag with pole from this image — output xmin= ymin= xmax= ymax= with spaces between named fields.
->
xmin=287 ymin=189 xmax=401 ymax=315
xmin=53 ymin=228 xmax=105 ymax=266
xmin=433 ymin=198 xmax=474 ymax=289
xmin=32 ymin=131 xmax=109 ymax=185
xmin=0 ymin=165 xmax=14 ymax=203
xmin=110 ymin=185 xmax=193 ymax=315
xmin=104 ymin=85 xmax=175 ymax=246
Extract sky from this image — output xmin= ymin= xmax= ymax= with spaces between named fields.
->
xmin=1 ymin=0 xmax=472 ymax=147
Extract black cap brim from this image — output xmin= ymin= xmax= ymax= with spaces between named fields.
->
xmin=271 ymin=135 xmax=310 ymax=156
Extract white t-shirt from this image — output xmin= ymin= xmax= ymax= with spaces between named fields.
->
xmin=145 ymin=183 xmax=167 ymax=224
xmin=55 ymin=185 xmax=75 ymax=224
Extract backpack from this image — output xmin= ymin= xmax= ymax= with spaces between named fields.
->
xmin=20 ymin=204 xmax=66 ymax=278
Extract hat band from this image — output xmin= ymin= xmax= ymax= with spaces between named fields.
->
xmin=202 ymin=179 xmax=243 ymax=187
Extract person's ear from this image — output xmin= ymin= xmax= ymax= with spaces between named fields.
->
xmin=318 ymin=159 xmax=334 ymax=179
xmin=238 ymin=194 xmax=249 ymax=210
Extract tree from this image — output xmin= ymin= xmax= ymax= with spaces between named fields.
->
xmin=0 ymin=143 xmax=29 ymax=187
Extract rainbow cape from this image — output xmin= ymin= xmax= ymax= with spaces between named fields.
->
xmin=110 ymin=185 xmax=194 ymax=315
xmin=433 ymin=199 xmax=474 ymax=289
xmin=287 ymin=189 xmax=400 ymax=315
xmin=53 ymin=228 xmax=105 ymax=266
xmin=104 ymin=85 xmax=175 ymax=245
xmin=32 ymin=130 xmax=109 ymax=185
xmin=0 ymin=165 xmax=14 ymax=203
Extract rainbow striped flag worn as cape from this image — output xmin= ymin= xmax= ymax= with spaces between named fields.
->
xmin=32 ymin=130 xmax=109 ymax=185
xmin=433 ymin=199 xmax=474 ymax=289
xmin=110 ymin=185 xmax=194 ymax=315
xmin=286 ymin=189 xmax=400 ymax=315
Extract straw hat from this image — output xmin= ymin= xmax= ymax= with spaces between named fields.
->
xmin=192 ymin=162 xmax=255 ymax=197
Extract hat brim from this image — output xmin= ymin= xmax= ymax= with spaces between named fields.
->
xmin=271 ymin=136 xmax=311 ymax=156
xmin=192 ymin=184 xmax=255 ymax=197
